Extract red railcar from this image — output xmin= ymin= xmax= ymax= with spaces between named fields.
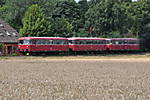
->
xmin=106 ymin=38 xmax=140 ymax=51
xmin=68 ymin=37 xmax=107 ymax=51
xmin=18 ymin=37 xmax=69 ymax=55
xmin=18 ymin=37 xmax=140 ymax=55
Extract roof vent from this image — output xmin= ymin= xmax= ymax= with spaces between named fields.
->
xmin=0 ymin=23 xmax=4 ymax=28
xmin=6 ymin=31 xmax=11 ymax=36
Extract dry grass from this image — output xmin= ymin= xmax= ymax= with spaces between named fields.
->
xmin=1 ymin=53 xmax=150 ymax=61
xmin=0 ymin=57 xmax=150 ymax=100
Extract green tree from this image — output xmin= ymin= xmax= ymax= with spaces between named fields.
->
xmin=2 ymin=0 xmax=54 ymax=30
xmin=78 ymin=0 xmax=89 ymax=13
xmin=78 ymin=0 xmax=89 ymax=35
xmin=126 ymin=0 xmax=150 ymax=36
xmin=132 ymin=0 xmax=150 ymax=50
xmin=20 ymin=4 xmax=51 ymax=36
xmin=85 ymin=0 xmax=128 ymax=37
xmin=51 ymin=17 xmax=73 ymax=37
xmin=88 ymin=0 xmax=103 ymax=7
xmin=52 ymin=0 xmax=81 ymax=33
xmin=0 ymin=5 xmax=8 ymax=19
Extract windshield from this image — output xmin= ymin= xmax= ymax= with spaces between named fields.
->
xmin=19 ymin=40 xmax=31 ymax=45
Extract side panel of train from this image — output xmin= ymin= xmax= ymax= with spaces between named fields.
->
xmin=68 ymin=38 xmax=107 ymax=51
xmin=18 ymin=37 xmax=69 ymax=54
xmin=106 ymin=38 xmax=140 ymax=51
xmin=18 ymin=37 xmax=140 ymax=55
xmin=18 ymin=45 xmax=69 ymax=52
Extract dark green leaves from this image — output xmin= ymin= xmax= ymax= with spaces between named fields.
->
xmin=20 ymin=4 xmax=51 ymax=37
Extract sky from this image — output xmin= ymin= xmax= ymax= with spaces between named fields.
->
xmin=75 ymin=0 xmax=137 ymax=3
xmin=75 ymin=0 xmax=89 ymax=2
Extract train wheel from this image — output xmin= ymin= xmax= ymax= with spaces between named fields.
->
xmin=20 ymin=52 xmax=26 ymax=56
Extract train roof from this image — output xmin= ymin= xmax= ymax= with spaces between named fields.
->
xmin=18 ymin=37 xmax=68 ymax=40
xmin=68 ymin=37 xmax=105 ymax=40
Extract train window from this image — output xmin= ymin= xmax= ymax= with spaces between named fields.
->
xmin=97 ymin=40 xmax=101 ymax=44
xmin=128 ymin=41 xmax=131 ymax=44
xmin=69 ymin=40 xmax=76 ymax=44
xmin=111 ymin=40 xmax=116 ymax=44
xmin=75 ymin=40 xmax=84 ymax=44
xmin=69 ymin=40 xmax=72 ymax=44
xmin=102 ymin=40 xmax=106 ymax=44
xmin=36 ymin=40 xmax=45 ymax=45
xmin=115 ymin=41 xmax=119 ymax=44
xmin=115 ymin=40 xmax=123 ymax=44
xmin=19 ymin=40 xmax=31 ymax=45
xmin=31 ymin=40 xmax=36 ymax=44
xmin=86 ymin=40 xmax=93 ymax=44
xmin=128 ymin=40 xmax=137 ymax=44
xmin=106 ymin=40 xmax=111 ymax=44
xmin=78 ymin=40 xmax=82 ymax=44
xmin=119 ymin=41 xmax=124 ymax=44
xmin=97 ymin=40 xmax=100 ymax=44
xmin=48 ymin=40 xmax=53 ymax=44
xmin=19 ymin=40 xmax=23 ymax=44
xmin=95 ymin=40 xmax=104 ymax=44
xmin=23 ymin=40 xmax=30 ymax=45
xmin=81 ymin=40 xmax=86 ymax=44
xmin=53 ymin=40 xmax=67 ymax=44
xmin=53 ymin=40 xmax=59 ymax=44
xmin=76 ymin=40 xmax=80 ymax=44
xmin=35 ymin=40 xmax=53 ymax=45
xmin=110 ymin=40 xmax=122 ymax=45
xmin=92 ymin=40 xmax=98 ymax=44
xmin=46 ymin=40 xmax=53 ymax=44
xmin=74 ymin=40 xmax=79 ymax=44
xmin=124 ymin=41 xmax=128 ymax=44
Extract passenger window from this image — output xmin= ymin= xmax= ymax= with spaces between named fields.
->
xmin=124 ymin=41 xmax=128 ymax=44
xmin=52 ymin=40 xmax=66 ymax=44
xmin=112 ymin=40 xmax=116 ymax=44
xmin=115 ymin=41 xmax=119 ymax=44
xmin=23 ymin=40 xmax=30 ymax=45
xmin=69 ymin=40 xmax=73 ymax=44
xmin=31 ymin=40 xmax=36 ymax=44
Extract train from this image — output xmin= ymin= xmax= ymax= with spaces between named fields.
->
xmin=18 ymin=37 xmax=140 ymax=55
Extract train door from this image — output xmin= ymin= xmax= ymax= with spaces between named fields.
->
xmin=124 ymin=40 xmax=129 ymax=50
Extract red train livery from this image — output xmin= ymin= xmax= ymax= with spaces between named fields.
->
xmin=18 ymin=37 xmax=69 ymax=54
xmin=106 ymin=38 xmax=139 ymax=51
xmin=68 ymin=38 xmax=107 ymax=51
xmin=18 ymin=37 xmax=140 ymax=55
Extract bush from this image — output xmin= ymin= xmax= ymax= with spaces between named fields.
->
xmin=0 ymin=43 xmax=4 ymax=48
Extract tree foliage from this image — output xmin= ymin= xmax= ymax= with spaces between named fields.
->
xmin=52 ymin=0 xmax=81 ymax=32
xmin=85 ymin=0 xmax=128 ymax=37
xmin=51 ymin=17 xmax=73 ymax=37
xmin=20 ymin=4 xmax=51 ymax=36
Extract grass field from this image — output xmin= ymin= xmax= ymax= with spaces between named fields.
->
xmin=0 ymin=54 xmax=150 ymax=100
xmin=1 ymin=53 xmax=150 ymax=61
